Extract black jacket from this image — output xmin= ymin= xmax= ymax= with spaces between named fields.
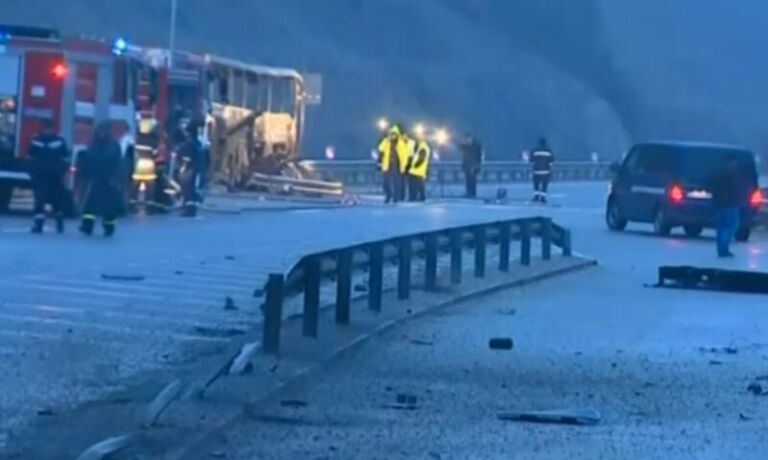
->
xmin=81 ymin=139 xmax=122 ymax=187
xmin=459 ymin=138 xmax=482 ymax=171
xmin=711 ymin=167 xmax=742 ymax=208
xmin=27 ymin=133 xmax=69 ymax=178
xmin=531 ymin=146 xmax=554 ymax=174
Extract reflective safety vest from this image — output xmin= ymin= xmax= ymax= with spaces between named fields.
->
xmin=409 ymin=140 xmax=431 ymax=178
xmin=377 ymin=135 xmax=409 ymax=173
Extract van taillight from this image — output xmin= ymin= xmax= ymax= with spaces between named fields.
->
xmin=750 ymin=188 xmax=764 ymax=207
xmin=668 ymin=184 xmax=684 ymax=203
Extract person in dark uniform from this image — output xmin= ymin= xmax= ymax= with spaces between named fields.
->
xmin=178 ymin=120 xmax=204 ymax=217
xmin=711 ymin=155 xmax=742 ymax=258
xmin=79 ymin=122 xmax=122 ymax=236
xmin=28 ymin=119 xmax=70 ymax=233
xmin=531 ymin=137 xmax=554 ymax=203
xmin=458 ymin=134 xmax=483 ymax=198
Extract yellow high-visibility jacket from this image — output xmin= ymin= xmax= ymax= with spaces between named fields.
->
xmin=377 ymin=135 xmax=409 ymax=173
xmin=409 ymin=140 xmax=431 ymax=178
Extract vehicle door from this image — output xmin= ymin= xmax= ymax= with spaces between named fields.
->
xmin=613 ymin=147 xmax=644 ymax=220
xmin=632 ymin=147 xmax=673 ymax=221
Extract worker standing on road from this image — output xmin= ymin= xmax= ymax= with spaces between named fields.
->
xmin=407 ymin=136 xmax=431 ymax=202
xmin=400 ymin=129 xmax=416 ymax=202
xmin=711 ymin=155 xmax=742 ymax=258
xmin=179 ymin=120 xmax=204 ymax=217
xmin=531 ymin=137 xmax=554 ymax=203
xmin=79 ymin=122 xmax=122 ymax=237
xmin=458 ymin=134 xmax=483 ymax=198
xmin=28 ymin=119 xmax=70 ymax=234
xmin=377 ymin=125 xmax=408 ymax=203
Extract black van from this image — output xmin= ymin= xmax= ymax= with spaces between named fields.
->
xmin=606 ymin=142 xmax=763 ymax=240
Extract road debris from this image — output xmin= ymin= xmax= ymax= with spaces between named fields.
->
xmin=209 ymin=451 xmax=227 ymax=458
xmin=228 ymin=341 xmax=260 ymax=375
xmin=194 ymin=326 xmax=246 ymax=338
xmin=488 ymin=337 xmax=514 ymax=350
xmin=224 ymin=296 xmax=238 ymax=310
xmin=225 ymin=255 xmax=236 ymax=261
xmin=708 ymin=360 xmax=723 ymax=366
xmin=36 ymin=408 xmax=55 ymax=416
xmin=75 ymin=434 xmax=133 ymax=460
xmin=280 ymin=399 xmax=308 ymax=408
xmin=409 ymin=338 xmax=434 ymax=346
xmin=396 ymin=394 xmax=418 ymax=405
xmin=740 ymin=413 xmax=753 ymax=421
xmin=497 ymin=307 xmax=517 ymax=316
xmin=498 ymin=407 xmax=601 ymax=426
xmin=699 ymin=346 xmax=738 ymax=355
xmin=101 ymin=273 xmax=146 ymax=281
xmin=747 ymin=382 xmax=764 ymax=396
xmin=143 ymin=379 xmax=184 ymax=427
xmin=354 ymin=283 xmax=368 ymax=292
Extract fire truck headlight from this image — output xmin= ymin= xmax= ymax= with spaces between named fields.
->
xmin=112 ymin=38 xmax=128 ymax=55
xmin=376 ymin=117 xmax=389 ymax=132
xmin=434 ymin=128 xmax=450 ymax=146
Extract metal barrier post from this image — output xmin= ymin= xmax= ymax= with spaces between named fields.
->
xmin=303 ymin=256 xmax=321 ymax=337
xmin=542 ymin=218 xmax=552 ymax=261
xmin=263 ymin=274 xmax=284 ymax=354
xmin=368 ymin=243 xmax=383 ymax=311
xmin=425 ymin=233 xmax=438 ymax=291
xmin=450 ymin=229 xmax=462 ymax=284
xmin=499 ymin=222 xmax=511 ymax=272
xmin=563 ymin=228 xmax=572 ymax=257
xmin=398 ymin=238 xmax=412 ymax=300
xmin=474 ymin=226 xmax=486 ymax=278
xmin=335 ymin=249 xmax=352 ymax=324
xmin=520 ymin=221 xmax=531 ymax=266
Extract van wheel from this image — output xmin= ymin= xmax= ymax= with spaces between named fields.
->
xmin=0 ymin=184 xmax=12 ymax=212
xmin=683 ymin=225 xmax=703 ymax=238
xmin=606 ymin=197 xmax=627 ymax=231
xmin=654 ymin=208 xmax=672 ymax=236
xmin=735 ymin=226 xmax=751 ymax=242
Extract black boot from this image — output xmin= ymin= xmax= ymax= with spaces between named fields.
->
xmin=55 ymin=214 xmax=64 ymax=234
xmin=103 ymin=222 xmax=115 ymax=237
xmin=31 ymin=217 xmax=44 ymax=234
xmin=79 ymin=218 xmax=94 ymax=236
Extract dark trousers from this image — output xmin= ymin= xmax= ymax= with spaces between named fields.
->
xmin=715 ymin=206 xmax=739 ymax=256
xmin=180 ymin=169 xmax=200 ymax=216
xmin=408 ymin=175 xmax=426 ymax=202
xmin=533 ymin=173 xmax=550 ymax=201
xmin=80 ymin=182 xmax=119 ymax=235
xmin=464 ymin=168 xmax=478 ymax=198
xmin=383 ymin=171 xmax=404 ymax=203
xmin=32 ymin=177 xmax=66 ymax=220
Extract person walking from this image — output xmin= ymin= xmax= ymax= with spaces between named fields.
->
xmin=407 ymin=137 xmax=431 ymax=202
xmin=458 ymin=134 xmax=482 ymax=198
xmin=711 ymin=155 xmax=742 ymax=257
xmin=377 ymin=125 xmax=408 ymax=203
xmin=28 ymin=119 xmax=69 ymax=233
xmin=178 ymin=120 xmax=204 ymax=217
xmin=79 ymin=122 xmax=122 ymax=236
xmin=531 ymin=137 xmax=554 ymax=203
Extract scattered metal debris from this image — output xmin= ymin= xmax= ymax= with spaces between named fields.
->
xmin=498 ymin=408 xmax=601 ymax=426
xmin=709 ymin=360 xmax=723 ymax=366
xmin=280 ymin=399 xmax=308 ymax=408
xmin=699 ymin=346 xmax=738 ymax=355
xmin=409 ymin=338 xmax=434 ymax=346
xmin=143 ymin=380 xmax=184 ymax=427
xmin=225 ymin=255 xmax=236 ymax=261
xmin=101 ymin=273 xmax=145 ymax=281
xmin=224 ymin=296 xmax=237 ymax=310
xmin=75 ymin=434 xmax=133 ymax=460
xmin=489 ymin=337 xmax=514 ymax=350
xmin=174 ymin=270 xmax=184 ymax=275
xmin=396 ymin=394 xmax=418 ymax=405
xmin=36 ymin=408 xmax=55 ymax=416
xmin=739 ymin=413 xmax=753 ymax=421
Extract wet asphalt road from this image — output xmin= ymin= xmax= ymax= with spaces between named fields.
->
xmin=195 ymin=183 xmax=768 ymax=460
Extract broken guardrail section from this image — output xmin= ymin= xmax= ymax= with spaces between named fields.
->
xmin=260 ymin=216 xmax=574 ymax=354
xmin=656 ymin=265 xmax=768 ymax=294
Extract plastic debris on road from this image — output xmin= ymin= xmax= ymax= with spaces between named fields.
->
xmin=498 ymin=407 xmax=601 ymax=426
xmin=489 ymin=337 xmax=514 ymax=350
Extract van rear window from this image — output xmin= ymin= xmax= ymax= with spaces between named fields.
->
xmin=678 ymin=147 xmax=757 ymax=185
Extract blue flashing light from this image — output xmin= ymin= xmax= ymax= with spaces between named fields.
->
xmin=112 ymin=37 xmax=128 ymax=55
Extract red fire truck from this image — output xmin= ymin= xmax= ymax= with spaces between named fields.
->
xmin=0 ymin=24 xmax=311 ymax=212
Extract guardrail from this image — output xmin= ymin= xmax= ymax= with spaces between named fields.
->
xmin=301 ymin=160 xmax=613 ymax=188
xmin=260 ymin=216 xmax=572 ymax=353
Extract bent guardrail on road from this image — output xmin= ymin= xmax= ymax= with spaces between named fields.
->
xmin=261 ymin=216 xmax=572 ymax=353
xmin=301 ymin=160 xmax=612 ymax=188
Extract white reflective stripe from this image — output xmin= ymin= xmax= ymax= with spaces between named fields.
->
xmin=0 ymin=171 xmax=31 ymax=181
xmin=75 ymin=101 xmax=95 ymax=118
xmin=74 ymin=102 xmax=132 ymax=123
xmin=532 ymin=150 xmax=552 ymax=157
xmin=631 ymin=185 xmax=666 ymax=195
xmin=46 ymin=140 xmax=63 ymax=149
xmin=31 ymin=140 xmax=45 ymax=147
xmin=533 ymin=171 xmax=551 ymax=175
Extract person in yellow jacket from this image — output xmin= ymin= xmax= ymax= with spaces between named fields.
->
xmin=407 ymin=138 xmax=431 ymax=202
xmin=377 ymin=125 xmax=409 ymax=203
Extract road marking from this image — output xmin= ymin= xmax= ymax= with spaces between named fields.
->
xmin=1 ymin=227 xmax=31 ymax=234
xmin=5 ymin=281 xmax=214 ymax=306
